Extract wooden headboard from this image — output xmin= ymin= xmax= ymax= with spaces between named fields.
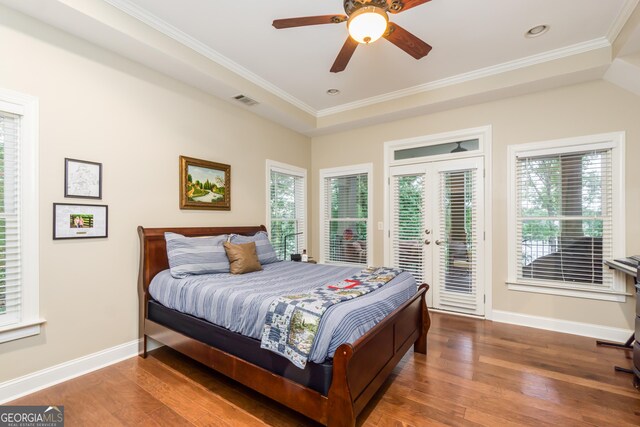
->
xmin=137 ymin=225 xmax=267 ymax=296
xmin=136 ymin=225 xmax=265 ymax=351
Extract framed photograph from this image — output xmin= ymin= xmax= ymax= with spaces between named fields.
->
xmin=65 ymin=158 xmax=102 ymax=199
xmin=53 ymin=203 xmax=108 ymax=240
xmin=180 ymin=155 xmax=231 ymax=210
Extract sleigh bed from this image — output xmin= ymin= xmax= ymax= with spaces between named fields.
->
xmin=138 ymin=225 xmax=430 ymax=427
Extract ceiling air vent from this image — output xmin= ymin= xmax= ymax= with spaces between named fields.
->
xmin=233 ymin=94 xmax=259 ymax=107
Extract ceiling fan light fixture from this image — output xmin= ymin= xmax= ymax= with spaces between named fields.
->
xmin=347 ymin=6 xmax=389 ymax=44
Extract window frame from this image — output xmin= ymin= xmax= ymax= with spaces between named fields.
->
xmin=0 ymin=88 xmax=41 ymax=343
xmin=265 ymin=160 xmax=307 ymax=260
xmin=506 ymin=132 xmax=626 ymax=302
xmin=319 ymin=163 xmax=373 ymax=266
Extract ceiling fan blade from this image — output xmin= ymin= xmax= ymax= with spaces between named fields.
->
xmin=330 ymin=37 xmax=359 ymax=73
xmin=387 ymin=0 xmax=431 ymax=14
xmin=273 ymin=15 xmax=347 ymax=29
xmin=384 ymin=23 xmax=432 ymax=59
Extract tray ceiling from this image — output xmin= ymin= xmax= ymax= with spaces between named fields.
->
xmin=124 ymin=0 xmax=630 ymax=110
xmin=1 ymin=0 xmax=638 ymax=134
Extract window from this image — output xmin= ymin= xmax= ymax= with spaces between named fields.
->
xmin=320 ymin=164 xmax=373 ymax=266
xmin=507 ymin=133 xmax=625 ymax=301
xmin=0 ymin=89 xmax=40 ymax=343
xmin=267 ymin=160 xmax=306 ymax=260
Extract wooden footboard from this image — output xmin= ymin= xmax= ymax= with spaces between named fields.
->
xmin=138 ymin=226 xmax=431 ymax=427
xmin=328 ymin=284 xmax=429 ymax=427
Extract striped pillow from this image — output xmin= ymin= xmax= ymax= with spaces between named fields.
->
xmin=165 ymin=232 xmax=230 ymax=278
xmin=229 ymin=231 xmax=279 ymax=265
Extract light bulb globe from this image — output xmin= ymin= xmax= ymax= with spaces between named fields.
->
xmin=347 ymin=6 xmax=388 ymax=44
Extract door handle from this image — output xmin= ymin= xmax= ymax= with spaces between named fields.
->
xmin=424 ymin=239 xmax=431 ymax=245
xmin=425 ymin=229 xmax=431 ymax=235
xmin=435 ymin=239 xmax=445 ymax=246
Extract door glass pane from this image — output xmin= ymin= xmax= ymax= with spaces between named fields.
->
xmin=392 ymin=174 xmax=425 ymax=284
xmin=437 ymin=167 xmax=479 ymax=315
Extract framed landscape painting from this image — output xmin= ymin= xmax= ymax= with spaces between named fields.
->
xmin=179 ymin=156 xmax=231 ymax=210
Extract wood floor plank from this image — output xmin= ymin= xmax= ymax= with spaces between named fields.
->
xmin=118 ymin=357 xmax=264 ymax=426
xmin=8 ymin=312 xmax=640 ymax=426
xmin=479 ymin=354 xmax=640 ymax=399
xmin=393 ymin=366 xmax=583 ymax=426
xmin=146 ymin=344 xmax=316 ymax=427
xmin=146 ymin=406 xmax=194 ymax=426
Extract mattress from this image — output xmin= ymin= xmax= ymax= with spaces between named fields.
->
xmin=148 ymin=261 xmax=417 ymax=363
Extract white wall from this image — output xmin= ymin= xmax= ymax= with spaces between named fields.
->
xmin=0 ymin=6 xmax=310 ymax=383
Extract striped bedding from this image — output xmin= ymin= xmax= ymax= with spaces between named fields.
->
xmin=148 ymin=261 xmax=417 ymax=363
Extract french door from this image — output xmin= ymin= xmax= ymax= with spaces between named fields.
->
xmin=390 ymin=157 xmax=485 ymax=316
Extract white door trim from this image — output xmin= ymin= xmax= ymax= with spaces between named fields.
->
xmin=383 ymin=126 xmax=493 ymax=319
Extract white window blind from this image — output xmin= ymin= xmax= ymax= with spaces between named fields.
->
xmin=391 ymin=174 xmax=425 ymax=284
xmin=437 ymin=169 xmax=480 ymax=313
xmin=323 ymin=172 xmax=369 ymax=265
xmin=269 ymin=166 xmax=305 ymax=260
xmin=516 ymin=149 xmax=613 ymax=289
xmin=0 ymin=110 xmax=21 ymax=327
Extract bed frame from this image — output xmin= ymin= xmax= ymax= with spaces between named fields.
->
xmin=138 ymin=225 xmax=430 ymax=427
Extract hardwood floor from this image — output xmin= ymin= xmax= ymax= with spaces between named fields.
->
xmin=11 ymin=312 xmax=640 ymax=426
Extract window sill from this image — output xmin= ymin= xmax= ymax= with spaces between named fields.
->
xmin=0 ymin=319 xmax=46 ymax=344
xmin=506 ymin=281 xmax=629 ymax=302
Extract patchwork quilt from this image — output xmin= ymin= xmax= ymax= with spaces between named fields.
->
xmin=260 ymin=266 xmax=402 ymax=368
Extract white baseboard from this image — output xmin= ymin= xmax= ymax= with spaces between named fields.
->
xmin=492 ymin=310 xmax=634 ymax=343
xmin=0 ymin=338 xmax=164 ymax=404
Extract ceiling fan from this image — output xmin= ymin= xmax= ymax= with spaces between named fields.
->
xmin=273 ymin=0 xmax=433 ymax=73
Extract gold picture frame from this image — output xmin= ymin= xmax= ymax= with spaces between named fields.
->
xmin=179 ymin=156 xmax=231 ymax=210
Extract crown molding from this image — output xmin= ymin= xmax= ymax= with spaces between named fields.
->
xmin=317 ymin=37 xmax=611 ymax=117
xmin=101 ymin=0 xmax=618 ymax=122
xmin=101 ymin=0 xmax=317 ymax=116
xmin=606 ymin=0 xmax=640 ymax=43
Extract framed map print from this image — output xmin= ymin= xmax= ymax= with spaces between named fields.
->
xmin=65 ymin=158 xmax=102 ymax=199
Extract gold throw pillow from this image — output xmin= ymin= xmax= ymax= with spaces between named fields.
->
xmin=223 ymin=241 xmax=263 ymax=274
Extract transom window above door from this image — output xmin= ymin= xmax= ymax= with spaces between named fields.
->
xmin=394 ymin=139 xmax=480 ymax=161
